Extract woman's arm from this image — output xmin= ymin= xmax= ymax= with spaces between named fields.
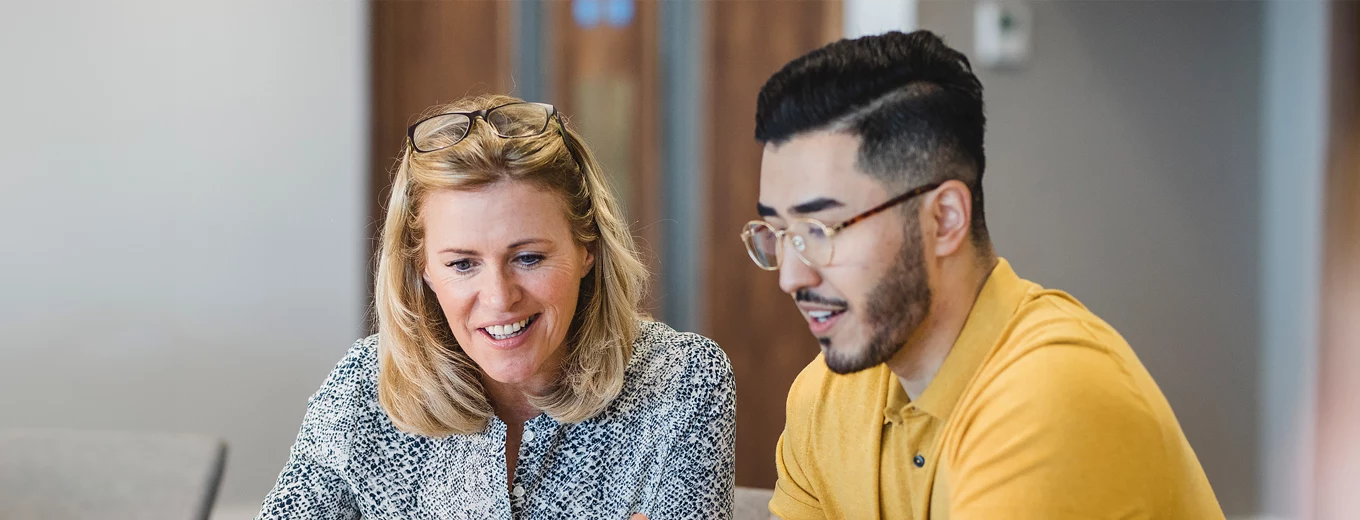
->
xmin=642 ymin=337 xmax=737 ymax=519
xmin=256 ymin=442 xmax=359 ymax=520
xmin=256 ymin=339 xmax=373 ymax=520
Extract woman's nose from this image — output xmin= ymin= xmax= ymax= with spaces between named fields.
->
xmin=479 ymin=266 xmax=523 ymax=310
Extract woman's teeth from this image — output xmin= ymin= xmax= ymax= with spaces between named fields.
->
xmin=486 ymin=316 xmax=534 ymax=340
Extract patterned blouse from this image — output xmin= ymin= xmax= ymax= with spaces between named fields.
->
xmin=256 ymin=321 xmax=736 ymax=520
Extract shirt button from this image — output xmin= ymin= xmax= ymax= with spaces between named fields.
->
xmin=512 ymin=485 xmax=526 ymax=498
xmin=913 ymin=454 xmax=926 ymax=467
xmin=523 ymin=430 xmax=535 ymax=442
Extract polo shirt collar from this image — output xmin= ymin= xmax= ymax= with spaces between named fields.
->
xmin=885 ymin=258 xmax=1030 ymax=422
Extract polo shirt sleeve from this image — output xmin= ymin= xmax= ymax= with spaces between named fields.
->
xmin=769 ymin=361 xmax=826 ymax=520
xmin=944 ymin=343 xmax=1186 ymax=519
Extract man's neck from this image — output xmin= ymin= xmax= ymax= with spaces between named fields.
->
xmin=886 ymin=253 xmax=997 ymax=400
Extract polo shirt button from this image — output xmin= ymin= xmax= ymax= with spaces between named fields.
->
xmin=512 ymin=485 xmax=525 ymax=498
xmin=913 ymin=454 xmax=926 ymax=467
xmin=523 ymin=430 xmax=535 ymax=442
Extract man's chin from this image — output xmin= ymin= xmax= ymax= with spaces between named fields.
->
xmin=820 ymin=342 xmax=881 ymax=375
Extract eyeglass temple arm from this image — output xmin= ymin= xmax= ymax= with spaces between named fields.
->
xmin=553 ymin=111 xmax=593 ymax=182
xmin=828 ymin=182 xmax=943 ymax=233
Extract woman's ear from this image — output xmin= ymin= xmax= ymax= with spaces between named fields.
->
xmin=582 ymin=247 xmax=596 ymax=279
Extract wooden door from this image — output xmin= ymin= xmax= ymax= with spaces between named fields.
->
xmin=368 ymin=0 xmax=515 ymax=318
xmin=546 ymin=0 xmax=664 ymax=316
xmin=703 ymin=0 xmax=843 ymax=489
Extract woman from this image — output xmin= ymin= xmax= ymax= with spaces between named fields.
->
xmin=258 ymin=95 xmax=735 ymax=519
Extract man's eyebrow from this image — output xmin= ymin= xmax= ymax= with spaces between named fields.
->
xmin=790 ymin=197 xmax=844 ymax=215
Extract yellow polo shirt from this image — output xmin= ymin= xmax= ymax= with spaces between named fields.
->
xmin=770 ymin=259 xmax=1223 ymax=519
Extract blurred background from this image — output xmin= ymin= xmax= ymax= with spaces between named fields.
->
xmin=1 ymin=0 xmax=1356 ymax=519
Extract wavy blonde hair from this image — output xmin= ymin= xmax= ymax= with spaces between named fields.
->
xmin=374 ymin=94 xmax=647 ymax=436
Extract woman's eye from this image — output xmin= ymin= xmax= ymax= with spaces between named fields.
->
xmin=516 ymin=254 xmax=544 ymax=267
xmin=446 ymin=259 xmax=475 ymax=272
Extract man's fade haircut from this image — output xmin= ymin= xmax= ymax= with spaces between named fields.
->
xmin=755 ymin=30 xmax=990 ymax=246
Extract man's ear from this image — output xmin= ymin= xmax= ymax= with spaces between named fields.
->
xmin=928 ymin=180 xmax=973 ymax=258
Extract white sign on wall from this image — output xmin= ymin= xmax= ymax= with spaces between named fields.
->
xmin=844 ymin=0 xmax=917 ymax=39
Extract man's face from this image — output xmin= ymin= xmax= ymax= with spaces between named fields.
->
xmin=758 ymin=131 xmax=933 ymax=374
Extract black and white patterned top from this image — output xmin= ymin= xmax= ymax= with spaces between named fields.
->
xmin=256 ymin=320 xmax=735 ymax=520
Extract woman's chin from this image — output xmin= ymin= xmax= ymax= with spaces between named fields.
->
xmin=479 ymin=359 xmax=541 ymax=387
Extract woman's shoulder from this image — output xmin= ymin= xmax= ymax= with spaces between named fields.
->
xmin=302 ymin=334 xmax=383 ymax=426
xmin=624 ymin=320 xmax=734 ymax=399
xmin=323 ymin=334 xmax=381 ymax=393
xmin=633 ymin=319 xmax=727 ymax=366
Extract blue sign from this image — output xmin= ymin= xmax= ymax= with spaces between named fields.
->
xmin=573 ymin=0 xmax=634 ymax=28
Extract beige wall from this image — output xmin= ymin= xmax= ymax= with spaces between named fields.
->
xmin=0 ymin=0 xmax=368 ymax=508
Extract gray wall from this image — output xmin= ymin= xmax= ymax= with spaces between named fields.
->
xmin=0 ymin=0 xmax=368 ymax=508
xmin=918 ymin=1 xmax=1262 ymax=514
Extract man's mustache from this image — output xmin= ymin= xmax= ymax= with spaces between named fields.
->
xmin=794 ymin=289 xmax=848 ymax=309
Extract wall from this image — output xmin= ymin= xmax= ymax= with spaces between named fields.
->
xmin=1260 ymin=1 xmax=1329 ymax=517
xmin=0 ymin=0 xmax=368 ymax=508
xmin=918 ymin=1 xmax=1263 ymax=514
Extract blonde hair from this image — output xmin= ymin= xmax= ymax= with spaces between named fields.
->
xmin=374 ymin=94 xmax=648 ymax=436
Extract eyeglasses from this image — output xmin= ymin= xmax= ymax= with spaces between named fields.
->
xmin=407 ymin=102 xmax=564 ymax=153
xmin=741 ymin=182 xmax=942 ymax=270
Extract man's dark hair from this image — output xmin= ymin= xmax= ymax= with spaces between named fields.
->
xmin=755 ymin=30 xmax=990 ymax=246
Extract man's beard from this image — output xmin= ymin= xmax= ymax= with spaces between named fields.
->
xmin=823 ymin=219 xmax=933 ymax=375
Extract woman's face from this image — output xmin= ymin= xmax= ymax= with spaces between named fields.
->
xmin=421 ymin=180 xmax=594 ymax=391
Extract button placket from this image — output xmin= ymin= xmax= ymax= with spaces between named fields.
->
xmin=511 ymin=434 xmax=532 ymax=506
xmin=512 ymin=420 xmax=545 ymax=508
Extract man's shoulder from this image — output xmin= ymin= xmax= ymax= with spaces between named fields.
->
xmin=785 ymin=354 xmax=891 ymax=430
xmin=1006 ymin=285 xmax=1126 ymax=352
xmin=953 ymin=281 xmax=1171 ymax=431
xmin=942 ymin=291 xmax=1221 ymax=516
xmin=980 ymin=284 xmax=1143 ymax=379
xmin=960 ymin=290 xmax=1170 ymax=445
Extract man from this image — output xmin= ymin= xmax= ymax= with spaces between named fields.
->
xmin=745 ymin=31 xmax=1224 ymax=519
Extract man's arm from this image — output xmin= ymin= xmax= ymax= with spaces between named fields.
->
xmin=768 ymin=360 xmax=827 ymax=520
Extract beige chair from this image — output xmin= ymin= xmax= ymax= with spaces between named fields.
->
xmin=736 ymin=486 xmax=775 ymax=520
xmin=0 ymin=429 xmax=227 ymax=520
